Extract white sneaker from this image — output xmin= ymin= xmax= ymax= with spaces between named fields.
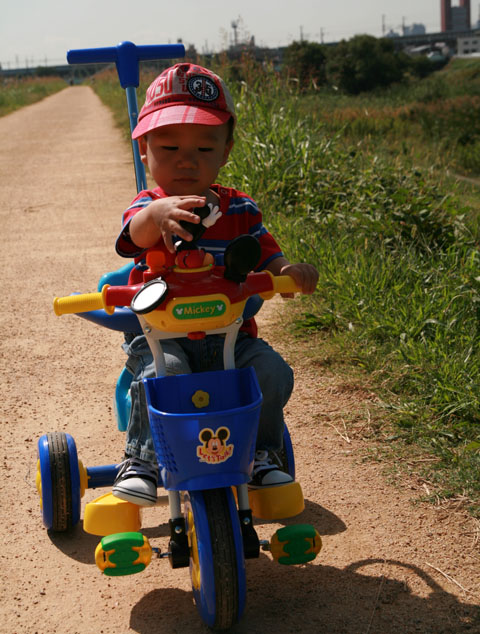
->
xmin=249 ymin=450 xmax=293 ymax=488
xmin=112 ymin=457 xmax=158 ymax=506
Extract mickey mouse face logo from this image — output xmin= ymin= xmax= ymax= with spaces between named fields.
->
xmin=188 ymin=75 xmax=219 ymax=102
xmin=197 ymin=426 xmax=234 ymax=464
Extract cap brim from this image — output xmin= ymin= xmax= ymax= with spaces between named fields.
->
xmin=132 ymin=105 xmax=232 ymax=139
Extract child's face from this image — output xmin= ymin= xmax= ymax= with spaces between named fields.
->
xmin=138 ymin=122 xmax=233 ymax=196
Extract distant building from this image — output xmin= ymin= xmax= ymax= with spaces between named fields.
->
xmin=441 ymin=0 xmax=471 ymax=32
xmin=403 ymin=23 xmax=426 ymax=36
xmin=457 ymin=30 xmax=480 ymax=53
xmin=385 ymin=22 xmax=426 ymax=39
xmin=385 ymin=29 xmax=401 ymax=38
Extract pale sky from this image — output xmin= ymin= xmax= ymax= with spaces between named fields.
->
xmin=1 ymin=0 xmax=477 ymax=69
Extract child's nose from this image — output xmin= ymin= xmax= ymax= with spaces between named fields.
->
xmin=177 ymin=149 xmax=197 ymax=168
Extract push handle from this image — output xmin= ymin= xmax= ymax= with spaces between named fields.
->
xmin=67 ymin=40 xmax=185 ymax=192
xmin=67 ymin=41 xmax=185 ymax=87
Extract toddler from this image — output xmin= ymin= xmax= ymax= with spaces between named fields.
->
xmin=112 ymin=63 xmax=318 ymax=505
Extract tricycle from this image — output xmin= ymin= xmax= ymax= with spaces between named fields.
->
xmin=35 ymin=41 xmax=321 ymax=631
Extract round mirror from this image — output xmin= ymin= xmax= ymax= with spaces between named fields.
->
xmin=131 ymin=278 xmax=168 ymax=314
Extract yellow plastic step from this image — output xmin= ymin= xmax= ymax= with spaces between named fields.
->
xmin=247 ymin=481 xmax=305 ymax=520
xmin=83 ymin=492 xmax=141 ymax=536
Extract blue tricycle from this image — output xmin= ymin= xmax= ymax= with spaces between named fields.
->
xmin=35 ymin=42 xmax=321 ymax=631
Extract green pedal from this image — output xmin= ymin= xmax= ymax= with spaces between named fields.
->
xmin=95 ymin=531 xmax=152 ymax=576
xmin=270 ymin=524 xmax=322 ymax=565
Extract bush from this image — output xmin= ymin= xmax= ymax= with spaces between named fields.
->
xmin=283 ymin=41 xmax=328 ymax=88
xmin=326 ymin=35 xmax=409 ymax=94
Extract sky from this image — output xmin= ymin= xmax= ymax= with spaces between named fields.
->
xmin=1 ymin=0 xmax=477 ymax=69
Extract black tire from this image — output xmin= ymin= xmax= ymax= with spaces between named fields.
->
xmin=185 ymin=488 xmax=244 ymax=630
xmin=48 ymin=432 xmax=74 ymax=532
xmin=205 ymin=489 xmax=239 ymax=629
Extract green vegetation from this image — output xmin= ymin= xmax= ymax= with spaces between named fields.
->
xmin=91 ymin=55 xmax=480 ymax=515
xmin=0 ymin=76 xmax=65 ymax=117
xmin=283 ymin=36 xmax=446 ymax=94
xmin=88 ymin=69 xmax=139 ymax=140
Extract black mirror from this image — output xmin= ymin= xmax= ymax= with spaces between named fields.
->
xmin=223 ymin=235 xmax=261 ymax=283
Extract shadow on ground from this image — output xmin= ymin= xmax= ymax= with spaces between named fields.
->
xmin=129 ymin=557 xmax=480 ymax=634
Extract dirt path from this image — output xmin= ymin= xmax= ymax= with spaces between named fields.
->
xmin=1 ymin=86 xmax=479 ymax=634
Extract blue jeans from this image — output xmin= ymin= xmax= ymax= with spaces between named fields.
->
xmin=123 ymin=333 xmax=294 ymax=463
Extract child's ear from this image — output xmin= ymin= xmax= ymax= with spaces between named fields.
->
xmin=138 ymin=136 xmax=148 ymax=164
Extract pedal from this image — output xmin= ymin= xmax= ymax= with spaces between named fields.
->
xmin=95 ymin=531 xmax=152 ymax=576
xmin=269 ymin=524 xmax=322 ymax=565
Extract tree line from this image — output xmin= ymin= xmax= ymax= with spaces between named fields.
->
xmin=283 ymin=35 xmax=446 ymax=94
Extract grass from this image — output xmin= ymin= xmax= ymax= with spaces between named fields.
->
xmin=89 ymin=58 xmax=480 ymax=515
xmin=302 ymin=57 xmax=480 ymax=182
xmin=0 ymin=76 xmax=66 ymax=117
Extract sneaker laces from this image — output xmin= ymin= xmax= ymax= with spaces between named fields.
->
xmin=116 ymin=457 xmax=158 ymax=484
xmin=253 ymin=450 xmax=279 ymax=476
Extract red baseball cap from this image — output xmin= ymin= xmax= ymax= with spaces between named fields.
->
xmin=132 ymin=63 xmax=236 ymax=139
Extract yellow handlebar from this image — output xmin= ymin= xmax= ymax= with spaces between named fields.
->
xmin=272 ymin=275 xmax=301 ymax=295
xmin=53 ymin=275 xmax=300 ymax=318
xmin=53 ymin=285 xmax=114 ymax=316
xmin=259 ymin=274 xmax=301 ymax=300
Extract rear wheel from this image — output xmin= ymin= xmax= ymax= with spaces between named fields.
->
xmin=184 ymin=488 xmax=246 ymax=630
xmin=37 ymin=432 xmax=81 ymax=532
xmin=280 ymin=425 xmax=295 ymax=480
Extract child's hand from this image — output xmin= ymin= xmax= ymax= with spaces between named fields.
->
xmin=279 ymin=263 xmax=319 ymax=298
xmin=130 ymin=195 xmax=207 ymax=253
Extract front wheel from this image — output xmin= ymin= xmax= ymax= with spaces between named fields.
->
xmin=184 ymin=488 xmax=246 ymax=630
xmin=36 ymin=432 xmax=81 ymax=532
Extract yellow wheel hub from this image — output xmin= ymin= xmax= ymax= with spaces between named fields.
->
xmin=35 ymin=459 xmax=43 ymax=509
xmin=187 ymin=509 xmax=201 ymax=590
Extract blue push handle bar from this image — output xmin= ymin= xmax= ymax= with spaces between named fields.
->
xmin=67 ymin=41 xmax=185 ymax=192
xmin=67 ymin=40 xmax=185 ymax=88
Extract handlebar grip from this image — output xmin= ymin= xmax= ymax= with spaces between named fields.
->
xmin=67 ymin=41 xmax=185 ymax=88
xmin=135 ymin=44 xmax=186 ymax=61
xmin=67 ymin=47 xmax=118 ymax=64
xmin=273 ymin=275 xmax=301 ymax=295
xmin=257 ymin=274 xmax=301 ymax=300
xmin=53 ymin=286 xmax=114 ymax=316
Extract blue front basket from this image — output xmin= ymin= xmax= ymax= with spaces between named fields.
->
xmin=143 ymin=367 xmax=262 ymax=491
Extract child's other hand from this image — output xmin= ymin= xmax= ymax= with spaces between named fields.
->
xmin=279 ymin=263 xmax=319 ymax=298
xmin=131 ymin=195 xmax=206 ymax=253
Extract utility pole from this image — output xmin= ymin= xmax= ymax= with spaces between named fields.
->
xmin=231 ymin=20 xmax=238 ymax=47
xmin=382 ymin=14 xmax=386 ymax=36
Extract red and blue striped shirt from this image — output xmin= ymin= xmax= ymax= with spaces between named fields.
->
xmin=115 ymin=185 xmax=283 ymax=336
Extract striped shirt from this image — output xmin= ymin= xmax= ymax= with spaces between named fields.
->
xmin=116 ymin=184 xmax=283 ymax=273
xmin=115 ymin=185 xmax=283 ymax=337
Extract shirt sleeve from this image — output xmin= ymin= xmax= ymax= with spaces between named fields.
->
xmin=115 ymin=193 xmax=155 ymax=258
xmin=229 ymin=193 xmax=284 ymax=271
